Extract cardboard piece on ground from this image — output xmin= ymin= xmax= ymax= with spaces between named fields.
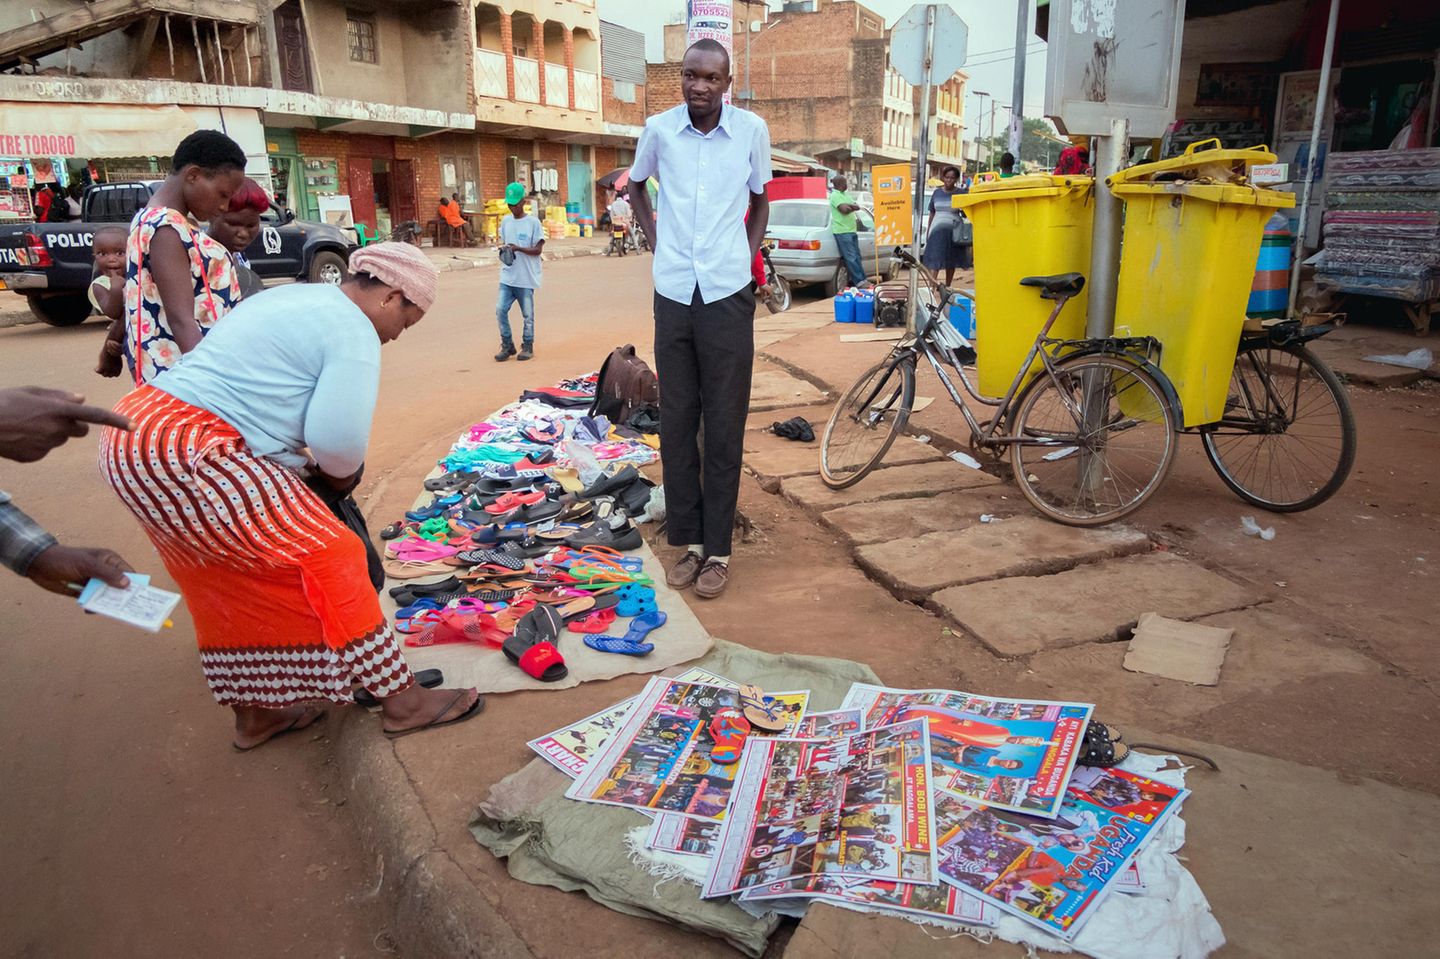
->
xmin=869 ymin=395 xmax=932 ymax=413
xmin=1123 ymin=612 xmax=1233 ymax=686
xmin=839 ymin=329 xmax=904 ymax=342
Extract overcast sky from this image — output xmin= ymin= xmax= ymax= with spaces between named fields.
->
xmin=595 ymin=0 xmax=1051 ymax=133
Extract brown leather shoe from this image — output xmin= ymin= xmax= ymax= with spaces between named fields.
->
xmin=693 ymin=560 xmax=730 ymax=599
xmin=666 ymin=552 xmax=704 ymax=589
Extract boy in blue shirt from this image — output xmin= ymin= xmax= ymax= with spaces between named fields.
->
xmin=495 ymin=181 xmax=545 ymax=361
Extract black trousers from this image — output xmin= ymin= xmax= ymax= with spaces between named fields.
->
xmin=654 ymin=285 xmax=754 ymax=557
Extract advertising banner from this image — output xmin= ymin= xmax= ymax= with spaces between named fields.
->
xmin=871 ymin=163 xmax=913 ymax=246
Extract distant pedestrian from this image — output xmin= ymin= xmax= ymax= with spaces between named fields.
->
xmin=828 ymin=175 xmax=869 ymax=289
xmin=626 ymin=38 xmax=771 ymax=600
xmin=32 ymin=183 xmax=56 ymax=222
xmin=999 ymin=152 xmax=1017 ymax=178
xmin=922 ymin=164 xmax=971 ymax=287
xmin=1054 ymin=145 xmax=1090 ymax=176
xmin=439 ymin=193 xmax=474 ymax=244
xmin=494 ymin=181 xmax=544 ymax=362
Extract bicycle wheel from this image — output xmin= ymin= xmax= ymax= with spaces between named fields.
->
xmin=820 ymin=356 xmax=916 ymax=489
xmin=1201 ymin=341 xmax=1355 ymax=511
xmin=1011 ymin=354 xmax=1178 ymax=526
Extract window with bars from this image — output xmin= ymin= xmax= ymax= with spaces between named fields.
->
xmin=346 ymin=11 xmax=377 ymax=63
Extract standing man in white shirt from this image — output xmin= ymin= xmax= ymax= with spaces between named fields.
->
xmin=495 ymin=181 xmax=545 ymax=362
xmin=627 ymin=38 xmax=771 ymax=600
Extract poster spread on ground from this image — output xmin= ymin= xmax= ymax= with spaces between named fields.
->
xmin=528 ymin=667 xmax=740 ymax=778
xmin=794 ymin=709 xmax=864 ymax=738
xmin=740 ymin=778 xmax=1001 ymax=927
xmin=565 ymin=676 xmax=809 ymax=820
xmin=842 ymin=683 xmax=1093 ymax=818
xmin=701 ymin=720 xmax=937 ymax=898
xmin=645 ymin=812 xmax=724 ymax=858
xmin=934 ymin=767 xmax=1188 ymax=939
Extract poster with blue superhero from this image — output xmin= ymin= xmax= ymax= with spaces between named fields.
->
xmin=841 ymin=684 xmax=1093 ymax=818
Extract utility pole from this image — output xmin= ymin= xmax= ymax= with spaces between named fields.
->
xmin=1009 ymin=0 xmax=1027 ymax=159
xmin=973 ymin=89 xmax=990 ymax=168
xmin=906 ymin=3 xmax=937 ymax=335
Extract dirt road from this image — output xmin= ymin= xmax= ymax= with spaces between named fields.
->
xmin=0 ymin=255 xmax=657 ymax=957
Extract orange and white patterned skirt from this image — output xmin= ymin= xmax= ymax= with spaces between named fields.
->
xmin=100 ymin=386 xmax=414 ymax=708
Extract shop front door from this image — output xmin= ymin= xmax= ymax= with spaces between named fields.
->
xmin=391 ymin=158 xmax=417 ymax=225
xmin=567 ymin=147 xmax=592 ymax=217
xmin=348 ymin=163 xmax=376 ymax=230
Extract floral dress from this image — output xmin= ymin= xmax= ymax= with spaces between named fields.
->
xmin=123 ymin=206 xmax=241 ymax=385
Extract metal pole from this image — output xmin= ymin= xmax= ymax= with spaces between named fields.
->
xmin=1287 ymin=0 xmax=1339 ymax=318
xmin=744 ymin=0 xmax=752 ymax=104
xmin=1009 ymin=0 xmax=1027 ymax=159
xmin=1077 ymin=116 xmax=1129 ymax=500
xmin=907 ymin=3 xmax=937 ymax=335
xmin=1085 ymin=117 xmax=1128 ymax=338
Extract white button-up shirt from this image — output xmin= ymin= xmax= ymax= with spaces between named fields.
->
xmin=629 ymin=103 xmax=772 ymax=305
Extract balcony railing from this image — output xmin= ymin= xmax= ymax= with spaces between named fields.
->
xmin=514 ymin=56 xmax=540 ymax=103
xmin=474 ymin=48 xmax=506 ymax=98
xmin=545 ymin=62 xmax=569 ymax=107
xmin=574 ymin=69 xmax=598 ymax=111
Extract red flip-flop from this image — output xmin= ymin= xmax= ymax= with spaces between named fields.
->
xmin=503 ymin=606 xmax=568 ymax=681
xmin=709 ymin=709 xmax=751 ymax=764
xmin=567 ymin=607 xmax=618 ymax=634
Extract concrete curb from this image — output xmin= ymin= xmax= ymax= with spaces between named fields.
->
xmin=332 ymin=707 xmax=536 ymax=959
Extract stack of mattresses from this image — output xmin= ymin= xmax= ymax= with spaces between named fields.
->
xmin=1316 ymin=148 xmax=1440 ymax=302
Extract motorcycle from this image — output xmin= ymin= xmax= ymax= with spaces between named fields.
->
xmin=759 ymin=240 xmax=792 ymax=313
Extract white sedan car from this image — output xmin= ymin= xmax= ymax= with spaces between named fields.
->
xmin=764 ymin=199 xmax=898 ymax=296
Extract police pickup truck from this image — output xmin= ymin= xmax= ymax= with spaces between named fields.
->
xmin=0 ymin=181 xmax=355 ymax=326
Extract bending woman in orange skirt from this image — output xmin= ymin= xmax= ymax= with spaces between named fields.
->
xmin=100 ymin=242 xmax=482 ymax=749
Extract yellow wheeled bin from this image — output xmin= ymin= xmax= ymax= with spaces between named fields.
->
xmin=954 ymin=175 xmax=1094 ymax=398
xmin=1109 ymin=142 xmax=1295 ymax=426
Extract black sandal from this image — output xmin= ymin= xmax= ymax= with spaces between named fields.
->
xmin=1077 ymin=720 xmax=1130 ymax=768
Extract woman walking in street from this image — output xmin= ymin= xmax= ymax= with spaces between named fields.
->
xmin=100 ymin=243 xmax=482 ymax=750
xmin=124 ymin=130 xmax=247 ymax=384
xmin=922 ymin=165 xmax=971 ymax=288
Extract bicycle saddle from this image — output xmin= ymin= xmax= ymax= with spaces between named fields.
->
xmin=1019 ymin=273 xmax=1086 ymax=298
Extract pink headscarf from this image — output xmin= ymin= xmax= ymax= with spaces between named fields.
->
xmin=348 ymin=242 xmax=439 ymax=312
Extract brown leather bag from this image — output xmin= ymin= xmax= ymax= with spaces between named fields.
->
xmin=589 ymin=344 xmax=660 ymax=426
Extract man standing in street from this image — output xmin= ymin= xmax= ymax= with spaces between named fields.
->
xmin=828 ymin=175 xmax=870 ymax=289
xmin=495 ymin=181 xmax=544 ymax=362
xmin=627 ymin=38 xmax=771 ymax=600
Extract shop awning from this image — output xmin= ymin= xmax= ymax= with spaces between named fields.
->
xmin=1 ymin=102 xmax=197 ymax=159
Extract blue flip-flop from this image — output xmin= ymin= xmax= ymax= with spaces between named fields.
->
xmin=621 ymin=609 xmax=666 ymax=641
xmin=583 ymin=635 xmax=654 ymax=656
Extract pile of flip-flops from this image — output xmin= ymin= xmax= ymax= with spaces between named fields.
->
xmin=381 ymin=376 xmax=668 ymax=682
xmin=706 ymin=683 xmax=791 ymax=764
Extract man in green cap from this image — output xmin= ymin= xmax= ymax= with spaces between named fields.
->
xmin=495 ymin=182 xmax=544 ymax=361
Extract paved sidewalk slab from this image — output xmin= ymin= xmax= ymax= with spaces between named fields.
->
xmin=819 ymin=490 xmax=999 ymax=544
xmin=783 ymin=459 xmax=1002 ymax=511
xmin=931 ymin=552 xmax=1264 ymax=657
xmin=751 ymin=369 xmax=829 ymax=412
xmin=746 ymin=404 xmax=835 ymax=432
xmin=746 ymin=436 xmax=942 ymax=480
xmin=855 ymin=518 xmax=1150 ymax=599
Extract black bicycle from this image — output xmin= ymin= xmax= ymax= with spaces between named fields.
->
xmin=820 ymin=249 xmax=1356 ymax=523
